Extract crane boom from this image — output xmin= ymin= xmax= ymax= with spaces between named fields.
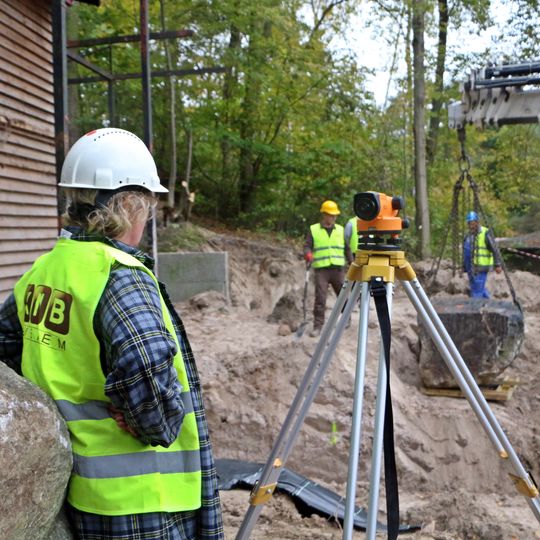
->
xmin=448 ymin=61 xmax=540 ymax=129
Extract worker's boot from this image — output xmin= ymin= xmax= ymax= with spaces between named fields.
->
xmin=309 ymin=325 xmax=321 ymax=337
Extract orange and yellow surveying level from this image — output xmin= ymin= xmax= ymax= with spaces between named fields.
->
xmin=353 ymin=191 xmax=408 ymax=234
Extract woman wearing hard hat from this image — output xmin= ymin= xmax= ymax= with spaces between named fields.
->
xmin=0 ymin=129 xmax=224 ymax=539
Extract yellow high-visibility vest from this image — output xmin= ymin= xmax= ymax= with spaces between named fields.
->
xmin=473 ymin=226 xmax=494 ymax=271
xmin=310 ymin=223 xmax=345 ymax=268
xmin=14 ymin=238 xmax=201 ymax=515
xmin=347 ymin=217 xmax=359 ymax=253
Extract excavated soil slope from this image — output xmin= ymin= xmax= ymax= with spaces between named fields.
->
xmin=173 ymin=230 xmax=540 ymax=540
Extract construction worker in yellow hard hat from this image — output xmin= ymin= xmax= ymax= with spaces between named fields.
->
xmin=303 ymin=200 xmax=352 ymax=337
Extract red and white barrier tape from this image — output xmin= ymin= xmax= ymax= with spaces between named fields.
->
xmin=504 ymin=247 xmax=540 ymax=260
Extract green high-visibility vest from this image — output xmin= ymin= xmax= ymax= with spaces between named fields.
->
xmin=347 ymin=217 xmax=359 ymax=253
xmin=473 ymin=226 xmax=494 ymax=271
xmin=310 ymin=223 xmax=345 ymax=268
xmin=13 ymin=238 xmax=201 ymax=516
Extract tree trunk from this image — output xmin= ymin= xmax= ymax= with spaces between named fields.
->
xmin=182 ymin=130 xmax=194 ymax=221
xmin=238 ymin=58 xmax=255 ymax=213
xmin=426 ymin=0 xmax=448 ymax=165
xmin=220 ymin=24 xmax=241 ymax=219
xmin=401 ymin=4 xmax=413 ymax=199
xmin=159 ymin=0 xmax=177 ymax=210
xmin=412 ymin=0 xmax=430 ymax=258
xmin=238 ymin=19 xmax=270 ymax=215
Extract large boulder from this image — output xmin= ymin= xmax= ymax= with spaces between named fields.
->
xmin=417 ymin=298 xmax=524 ymax=388
xmin=0 ymin=363 xmax=73 ymax=539
xmin=47 ymin=509 xmax=73 ymax=540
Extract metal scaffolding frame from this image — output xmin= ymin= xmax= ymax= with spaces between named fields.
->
xmin=51 ymin=0 xmax=225 ymax=266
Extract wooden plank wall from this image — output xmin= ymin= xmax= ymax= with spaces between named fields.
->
xmin=0 ymin=0 xmax=57 ymax=301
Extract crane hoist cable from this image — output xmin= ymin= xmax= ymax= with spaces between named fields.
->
xmin=428 ymin=128 xmax=521 ymax=311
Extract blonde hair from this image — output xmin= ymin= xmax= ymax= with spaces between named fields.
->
xmin=62 ymin=188 xmax=157 ymax=239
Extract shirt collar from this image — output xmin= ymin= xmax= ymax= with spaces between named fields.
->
xmin=60 ymin=226 xmax=155 ymax=270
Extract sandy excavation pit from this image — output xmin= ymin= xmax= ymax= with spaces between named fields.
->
xmin=175 ymin=230 xmax=540 ymax=539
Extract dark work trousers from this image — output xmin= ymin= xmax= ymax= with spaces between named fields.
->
xmin=313 ymin=266 xmax=345 ymax=329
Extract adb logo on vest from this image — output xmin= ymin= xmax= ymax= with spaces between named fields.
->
xmin=23 ymin=284 xmax=72 ymax=336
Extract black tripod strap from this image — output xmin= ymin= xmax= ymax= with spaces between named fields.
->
xmin=370 ymin=278 xmax=400 ymax=540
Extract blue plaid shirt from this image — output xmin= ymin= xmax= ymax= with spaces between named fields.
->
xmin=0 ymin=228 xmax=224 ymax=540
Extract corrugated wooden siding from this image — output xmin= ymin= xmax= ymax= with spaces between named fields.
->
xmin=0 ymin=0 xmax=57 ymax=301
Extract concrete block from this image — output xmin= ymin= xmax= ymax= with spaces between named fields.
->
xmin=157 ymin=252 xmax=229 ymax=303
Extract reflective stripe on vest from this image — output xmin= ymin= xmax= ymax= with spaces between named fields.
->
xmin=13 ymin=239 xmax=201 ymax=516
xmin=348 ymin=217 xmax=359 ymax=253
xmin=473 ymin=226 xmax=494 ymax=271
xmin=72 ymin=449 xmax=202 ymax=478
xmin=56 ymin=390 xmax=194 ymax=422
xmin=310 ymin=223 xmax=345 ymax=268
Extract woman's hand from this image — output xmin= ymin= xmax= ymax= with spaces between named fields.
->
xmin=108 ymin=404 xmax=139 ymax=438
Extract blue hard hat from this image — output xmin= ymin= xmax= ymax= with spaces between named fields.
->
xmin=466 ymin=211 xmax=479 ymax=222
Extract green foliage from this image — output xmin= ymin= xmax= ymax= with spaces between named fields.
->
xmin=67 ymin=0 xmax=540 ymax=252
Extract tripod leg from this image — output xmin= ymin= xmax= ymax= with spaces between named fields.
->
xmin=365 ymin=282 xmax=394 ymax=540
xmin=236 ymin=280 xmax=362 ymax=540
xmin=402 ymin=278 xmax=540 ymax=521
xmin=342 ymin=282 xmax=371 ymax=539
xmin=281 ymin=281 xmax=361 ymax=459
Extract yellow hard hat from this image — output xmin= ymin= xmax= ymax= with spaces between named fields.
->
xmin=320 ymin=200 xmax=340 ymax=215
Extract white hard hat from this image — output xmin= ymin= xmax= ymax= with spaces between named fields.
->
xmin=59 ymin=128 xmax=168 ymax=193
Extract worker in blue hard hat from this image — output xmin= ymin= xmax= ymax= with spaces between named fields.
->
xmin=463 ymin=210 xmax=502 ymax=298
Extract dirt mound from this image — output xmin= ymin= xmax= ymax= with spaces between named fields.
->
xmin=176 ymin=231 xmax=540 ymax=539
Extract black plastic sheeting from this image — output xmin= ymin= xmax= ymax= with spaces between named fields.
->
xmin=216 ymin=458 xmax=419 ymax=533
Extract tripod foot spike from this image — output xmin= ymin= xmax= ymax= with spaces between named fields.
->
xmin=509 ymin=474 xmax=540 ymax=498
xmin=249 ymin=482 xmax=278 ymax=505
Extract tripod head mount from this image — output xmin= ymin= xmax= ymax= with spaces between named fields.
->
xmin=353 ymin=191 xmax=410 ymax=251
